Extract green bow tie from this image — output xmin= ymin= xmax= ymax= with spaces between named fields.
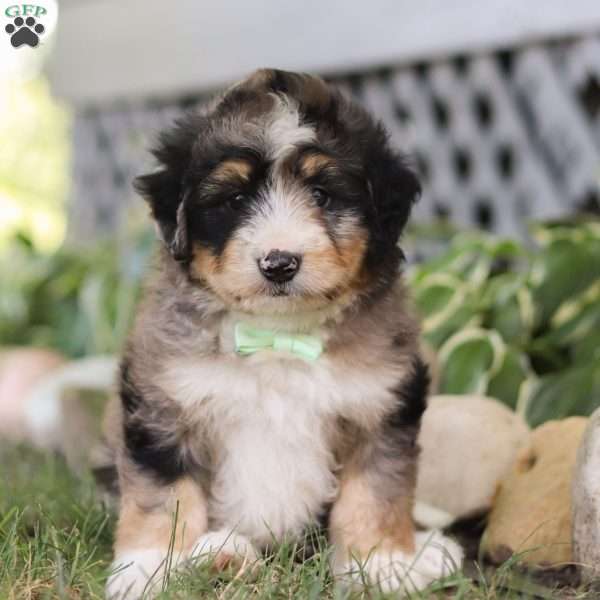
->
xmin=234 ymin=322 xmax=323 ymax=361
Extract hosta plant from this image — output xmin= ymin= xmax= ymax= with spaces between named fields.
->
xmin=409 ymin=221 xmax=600 ymax=426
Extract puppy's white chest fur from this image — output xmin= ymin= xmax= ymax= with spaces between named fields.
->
xmin=159 ymin=333 xmax=401 ymax=546
xmin=210 ymin=358 xmax=338 ymax=545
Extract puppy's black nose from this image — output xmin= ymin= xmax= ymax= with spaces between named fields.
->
xmin=258 ymin=250 xmax=301 ymax=283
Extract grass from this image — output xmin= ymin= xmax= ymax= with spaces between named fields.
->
xmin=0 ymin=445 xmax=594 ymax=600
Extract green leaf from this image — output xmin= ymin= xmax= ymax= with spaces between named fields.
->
xmin=546 ymin=282 xmax=600 ymax=347
xmin=572 ymin=330 xmax=600 ymax=365
xmin=483 ymin=274 xmax=535 ymax=345
xmin=529 ymin=235 xmax=600 ymax=326
xmin=413 ymin=274 xmax=482 ymax=349
xmin=438 ymin=328 xmax=506 ymax=395
xmin=411 ymin=234 xmax=493 ymax=285
xmin=524 ymin=360 xmax=600 ymax=427
xmin=413 ymin=274 xmax=462 ymax=318
xmin=487 ymin=348 xmax=533 ymax=410
xmin=423 ymin=306 xmax=481 ymax=350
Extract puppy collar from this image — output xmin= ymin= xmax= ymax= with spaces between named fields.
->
xmin=234 ymin=322 xmax=323 ymax=361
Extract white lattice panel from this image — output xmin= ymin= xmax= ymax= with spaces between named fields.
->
xmin=68 ymin=34 xmax=600 ymax=241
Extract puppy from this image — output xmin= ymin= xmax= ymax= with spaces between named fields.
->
xmin=106 ymin=69 xmax=462 ymax=598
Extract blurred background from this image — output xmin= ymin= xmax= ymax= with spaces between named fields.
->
xmin=1 ymin=0 xmax=600 ymax=425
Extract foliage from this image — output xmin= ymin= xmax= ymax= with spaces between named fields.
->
xmin=0 ymin=229 xmax=153 ymax=357
xmin=1 ymin=220 xmax=599 ymax=425
xmin=0 ymin=77 xmax=71 ymax=250
xmin=410 ymin=221 xmax=600 ymax=426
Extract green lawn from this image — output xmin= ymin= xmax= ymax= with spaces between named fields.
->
xmin=0 ymin=445 xmax=593 ymax=599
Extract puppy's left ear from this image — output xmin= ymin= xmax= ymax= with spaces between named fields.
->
xmin=368 ymin=150 xmax=421 ymax=243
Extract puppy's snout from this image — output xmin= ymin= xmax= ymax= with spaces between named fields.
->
xmin=258 ymin=250 xmax=302 ymax=283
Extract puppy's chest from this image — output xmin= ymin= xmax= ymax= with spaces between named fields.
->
xmin=161 ymin=348 xmax=399 ymax=433
xmin=159 ymin=350 xmax=401 ymax=541
xmin=165 ymin=353 xmax=369 ymax=452
xmin=208 ymin=359 xmax=340 ymax=541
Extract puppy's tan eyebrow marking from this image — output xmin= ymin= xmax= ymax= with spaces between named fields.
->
xmin=209 ymin=158 xmax=253 ymax=183
xmin=299 ymin=152 xmax=336 ymax=178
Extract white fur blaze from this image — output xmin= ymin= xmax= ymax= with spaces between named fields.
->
xmin=334 ymin=530 xmax=463 ymax=596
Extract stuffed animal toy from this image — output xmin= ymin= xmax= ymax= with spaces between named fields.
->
xmin=0 ymin=348 xmax=116 ymax=472
xmin=415 ymin=394 xmax=530 ymax=528
xmin=0 ymin=348 xmax=66 ymax=445
xmin=481 ymin=417 xmax=588 ymax=566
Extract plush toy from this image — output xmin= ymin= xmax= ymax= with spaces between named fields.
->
xmin=0 ymin=348 xmax=116 ymax=472
xmin=481 ymin=417 xmax=588 ymax=566
xmin=0 ymin=348 xmax=66 ymax=444
xmin=415 ymin=394 xmax=530 ymax=528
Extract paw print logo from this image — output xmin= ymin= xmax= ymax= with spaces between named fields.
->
xmin=5 ymin=16 xmax=45 ymax=48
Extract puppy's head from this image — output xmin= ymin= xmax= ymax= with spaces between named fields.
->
xmin=136 ymin=69 xmax=420 ymax=316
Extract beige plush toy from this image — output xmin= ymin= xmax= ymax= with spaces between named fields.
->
xmin=481 ymin=417 xmax=588 ymax=567
xmin=415 ymin=394 xmax=530 ymax=528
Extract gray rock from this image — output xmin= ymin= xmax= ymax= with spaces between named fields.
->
xmin=572 ymin=407 xmax=600 ymax=582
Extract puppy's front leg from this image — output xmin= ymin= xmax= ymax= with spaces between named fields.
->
xmin=330 ymin=425 xmax=463 ymax=595
xmin=106 ymin=473 xmax=207 ymax=600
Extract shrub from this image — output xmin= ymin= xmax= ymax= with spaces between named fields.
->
xmin=410 ymin=222 xmax=600 ymax=425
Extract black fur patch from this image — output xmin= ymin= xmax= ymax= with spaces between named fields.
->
xmin=92 ymin=464 xmax=120 ymax=495
xmin=387 ymin=357 xmax=430 ymax=430
xmin=123 ymin=420 xmax=185 ymax=485
xmin=187 ymin=150 xmax=268 ymax=257
xmin=120 ymin=361 xmax=186 ymax=484
xmin=361 ymin=358 xmax=429 ymax=497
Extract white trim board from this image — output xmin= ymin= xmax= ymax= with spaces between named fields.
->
xmin=47 ymin=0 xmax=600 ymax=106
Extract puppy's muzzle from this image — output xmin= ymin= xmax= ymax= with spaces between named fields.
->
xmin=258 ymin=250 xmax=302 ymax=283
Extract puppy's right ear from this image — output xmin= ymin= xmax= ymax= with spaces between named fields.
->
xmin=134 ymin=118 xmax=200 ymax=262
xmin=134 ymin=169 xmax=189 ymax=261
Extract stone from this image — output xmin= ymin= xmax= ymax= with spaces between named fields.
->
xmin=415 ymin=394 xmax=530 ymax=528
xmin=572 ymin=407 xmax=600 ymax=582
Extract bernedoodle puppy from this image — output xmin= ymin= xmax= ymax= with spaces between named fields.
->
xmin=106 ymin=68 xmax=463 ymax=598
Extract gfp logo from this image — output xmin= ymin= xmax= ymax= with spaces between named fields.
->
xmin=4 ymin=4 xmax=47 ymax=48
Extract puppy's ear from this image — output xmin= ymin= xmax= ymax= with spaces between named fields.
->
xmin=134 ymin=118 xmax=200 ymax=262
xmin=134 ymin=170 xmax=189 ymax=261
xmin=367 ymin=149 xmax=421 ymax=243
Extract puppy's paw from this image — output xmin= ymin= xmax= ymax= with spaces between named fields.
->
xmin=334 ymin=530 xmax=463 ymax=596
xmin=106 ymin=548 xmax=167 ymax=600
xmin=189 ymin=529 xmax=259 ymax=572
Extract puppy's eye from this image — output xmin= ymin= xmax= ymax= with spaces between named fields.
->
xmin=312 ymin=187 xmax=331 ymax=208
xmin=229 ymin=193 xmax=246 ymax=210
